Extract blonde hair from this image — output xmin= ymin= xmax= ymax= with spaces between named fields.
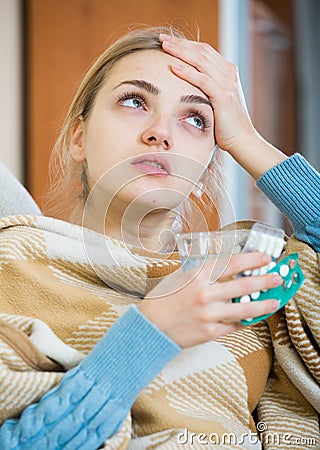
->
xmin=43 ymin=25 xmax=222 ymax=229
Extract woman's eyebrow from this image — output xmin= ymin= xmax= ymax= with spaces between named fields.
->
xmin=181 ymin=94 xmax=213 ymax=109
xmin=114 ymin=80 xmax=160 ymax=95
xmin=113 ymin=80 xmax=212 ymax=109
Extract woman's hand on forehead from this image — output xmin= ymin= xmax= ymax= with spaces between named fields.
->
xmin=159 ymin=33 xmax=232 ymax=87
xmin=159 ymin=34 xmax=256 ymax=154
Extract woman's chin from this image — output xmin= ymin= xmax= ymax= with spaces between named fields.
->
xmin=125 ymin=190 xmax=187 ymax=213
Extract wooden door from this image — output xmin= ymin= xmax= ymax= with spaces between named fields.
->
xmin=24 ymin=0 xmax=219 ymax=210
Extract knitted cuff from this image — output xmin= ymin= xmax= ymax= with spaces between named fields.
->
xmin=257 ymin=153 xmax=320 ymax=231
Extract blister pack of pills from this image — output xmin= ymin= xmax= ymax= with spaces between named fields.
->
xmin=232 ymin=223 xmax=305 ymax=325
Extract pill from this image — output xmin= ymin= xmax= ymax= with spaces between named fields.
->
xmin=259 ymin=265 xmax=269 ymax=275
xmin=257 ymin=233 xmax=269 ymax=253
xmin=265 ymin=236 xmax=276 ymax=256
xmin=248 ymin=230 xmax=258 ymax=246
xmin=250 ymin=291 xmax=260 ymax=300
xmin=279 ymin=264 xmax=289 ymax=277
xmin=292 ymin=272 xmax=300 ymax=284
xmin=240 ymin=295 xmax=251 ymax=303
xmin=286 ymin=280 xmax=293 ymax=289
xmin=267 ymin=261 xmax=277 ymax=271
xmin=273 ymin=239 xmax=285 ymax=258
xmin=252 ymin=268 xmax=261 ymax=276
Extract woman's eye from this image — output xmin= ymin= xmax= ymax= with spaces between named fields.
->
xmin=121 ymin=97 xmax=144 ymax=109
xmin=185 ymin=116 xmax=203 ymax=129
xmin=117 ymin=91 xmax=147 ymax=109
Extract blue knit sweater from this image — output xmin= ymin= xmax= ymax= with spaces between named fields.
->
xmin=257 ymin=153 xmax=320 ymax=253
xmin=0 ymin=153 xmax=319 ymax=449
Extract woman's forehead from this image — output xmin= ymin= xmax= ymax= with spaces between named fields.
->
xmin=104 ymin=49 xmax=206 ymax=98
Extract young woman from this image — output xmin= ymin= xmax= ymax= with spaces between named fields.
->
xmin=0 ymin=26 xmax=319 ymax=449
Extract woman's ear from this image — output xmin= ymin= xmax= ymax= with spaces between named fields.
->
xmin=70 ymin=117 xmax=86 ymax=162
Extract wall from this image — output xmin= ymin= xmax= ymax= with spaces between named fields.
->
xmin=0 ymin=0 xmax=22 ymax=180
xmin=24 ymin=0 xmax=219 ymax=207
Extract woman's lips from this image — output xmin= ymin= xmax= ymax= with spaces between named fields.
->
xmin=132 ymin=156 xmax=170 ymax=177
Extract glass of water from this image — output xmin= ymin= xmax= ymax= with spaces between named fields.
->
xmin=175 ymin=229 xmax=250 ymax=274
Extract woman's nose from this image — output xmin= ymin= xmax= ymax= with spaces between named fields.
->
xmin=141 ymin=117 xmax=172 ymax=150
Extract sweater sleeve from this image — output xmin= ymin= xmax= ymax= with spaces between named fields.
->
xmin=0 ymin=305 xmax=181 ymax=450
xmin=256 ymin=153 xmax=320 ymax=253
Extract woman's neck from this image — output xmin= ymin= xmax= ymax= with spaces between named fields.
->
xmin=82 ymin=198 xmax=178 ymax=252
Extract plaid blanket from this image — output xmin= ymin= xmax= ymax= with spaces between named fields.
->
xmin=0 ymin=215 xmax=319 ymax=449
